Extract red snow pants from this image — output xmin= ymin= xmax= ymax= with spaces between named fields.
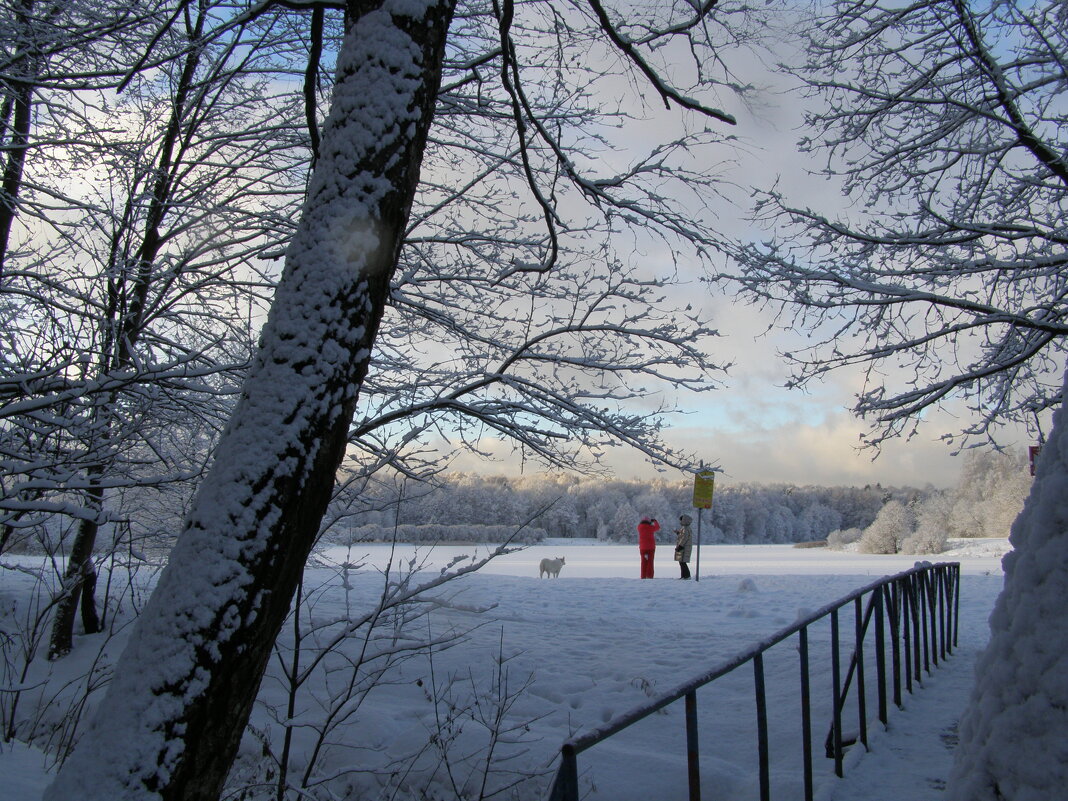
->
xmin=640 ymin=549 xmax=655 ymax=578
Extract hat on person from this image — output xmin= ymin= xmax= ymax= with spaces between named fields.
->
xmin=640 ymin=516 xmax=651 ymax=523
xmin=679 ymin=514 xmax=692 ymax=525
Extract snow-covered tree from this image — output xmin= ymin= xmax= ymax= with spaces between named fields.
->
xmin=798 ymin=502 xmax=842 ymax=542
xmin=712 ymin=489 xmax=746 ymax=541
xmin=725 ymin=0 xmax=1068 ymax=449
xmin=901 ymin=492 xmax=951 ymax=555
xmin=46 ymin=1 xmax=305 ymax=661
xmin=45 ymin=1 xmax=755 ymax=797
xmin=45 ymin=3 xmax=459 ymax=797
xmin=858 ymin=499 xmax=912 ymax=554
xmin=609 ymin=500 xmax=639 ymax=542
xmin=720 ymin=0 xmax=1067 ymax=796
xmin=324 ymin=471 xmax=914 ymax=545
xmin=0 ymin=0 xmax=306 ymax=657
xmin=763 ymin=504 xmax=797 ymax=544
xmin=948 ymin=448 xmax=1032 ymax=539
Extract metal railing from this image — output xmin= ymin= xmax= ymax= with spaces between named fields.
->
xmin=546 ymin=562 xmax=961 ymax=801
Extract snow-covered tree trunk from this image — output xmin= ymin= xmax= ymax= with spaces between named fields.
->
xmin=948 ymin=372 xmax=1068 ymax=800
xmin=44 ymin=2 xmax=456 ymax=799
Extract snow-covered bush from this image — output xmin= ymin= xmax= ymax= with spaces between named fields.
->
xmin=900 ymin=493 xmax=951 ymax=555
xmin=826 ymin=527 xmax=863 ymax=550
xmin=858 ymin=500 xmax=913 ymax=554
xmin=949 ymin=388 xmax=1068 ymax=800
xmin=900 ymin=524 xmax=947 ymax=555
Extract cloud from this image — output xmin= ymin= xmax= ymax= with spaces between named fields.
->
xmin=656 ymin=414 xmax=961 ymax=488
xmin=437 ymin=410 xmax=964 ymax=488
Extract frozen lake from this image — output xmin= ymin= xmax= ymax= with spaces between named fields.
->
xmin=315 ymin=537 xmax=1010 ymax=579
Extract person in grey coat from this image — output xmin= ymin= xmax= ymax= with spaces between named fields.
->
xmin=674 ymin=514 xmax=693 ymax=579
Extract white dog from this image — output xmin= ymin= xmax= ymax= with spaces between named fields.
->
xmin=539 ymin=556 xmax=566 ymax=578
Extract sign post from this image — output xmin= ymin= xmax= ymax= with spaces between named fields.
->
xmin=691 ymin=469 xmax=715 ymax=582
xmin=1029 ymin=444 xmax=1043 ymax=476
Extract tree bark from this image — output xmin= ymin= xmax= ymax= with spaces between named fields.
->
xmin=79 ymin=558 xmax=100 ymax=634
xmin=45 ymin=1 xmax=456 ymax=798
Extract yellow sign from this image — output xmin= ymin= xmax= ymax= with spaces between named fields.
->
xmin=692 ymin=470 xmax=715 ymax=509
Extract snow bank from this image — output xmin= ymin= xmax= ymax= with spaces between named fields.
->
xmin=948 ymin=387 xmax=1068 ymax=801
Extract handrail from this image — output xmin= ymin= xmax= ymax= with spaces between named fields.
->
xmin=546 ymin=562 xmax=961 ymax=801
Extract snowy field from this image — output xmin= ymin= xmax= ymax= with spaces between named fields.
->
xmin=1 ymin=539 xmax=1009 ymax=801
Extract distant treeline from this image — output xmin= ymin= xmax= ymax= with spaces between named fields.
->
xmin=325 ymin=473 xmax=930 ymax=546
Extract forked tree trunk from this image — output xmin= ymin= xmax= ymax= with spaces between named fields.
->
xmin=47 ymin=488 xmax=104 ymax=661
xmin=44 ymin=2 xmax=456 ymax=799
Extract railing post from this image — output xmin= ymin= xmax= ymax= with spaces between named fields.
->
xmin=953 ymin=564 xmax=961 ymax=648
xmin=686 ymin=690 xmax=701 ymax=801
xmin=929 ymin=571 xmax=939 ymax=667
xmin=920 ymin=572 xmax=932 ymax=672
xmin=547 ymin=744 xmax=579 ymax=801
xmin=889 ymin=583 xmax=902 ymax=708
xmin=875 ymin=585 xmax=887 ymax=725
xmin=948 ymin=565 xmax=957 ymax=653
xmin=938 ymin=567 xmax=948 ymax=661
xmin=909 ymin=575 xmax=922 ymax=686
xmin=754 ymin=654 xmax=770 ymax=801
xmin=854 ymin=596 xmax=868 ymax=749
xmin=831 ymin=609 xmax=843 ymax=777
xmin=902 ymin=578 xmax=913 ymax=693
xmin=799 ymin=626 xmax=813 ymax=801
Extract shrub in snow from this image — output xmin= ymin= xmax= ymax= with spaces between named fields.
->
xmin=826 ymin=527 xmax=862 ymax=550
xmin=858 ymin=500 xmax=913 ymax=554
xmin=900 ymin=525 xmax=947 ymax=555
xmin=948 ymin=388 xmax=1068 ymax=801
xmin=900 ymin=493 xmax=950 ymax=555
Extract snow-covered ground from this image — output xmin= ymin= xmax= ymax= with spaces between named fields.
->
xmin=0 ymin=539 xmax=1008 ymax=800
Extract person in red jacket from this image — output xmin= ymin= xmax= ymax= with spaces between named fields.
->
xmin=637 ymin=515 xmax=660 ymax=578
